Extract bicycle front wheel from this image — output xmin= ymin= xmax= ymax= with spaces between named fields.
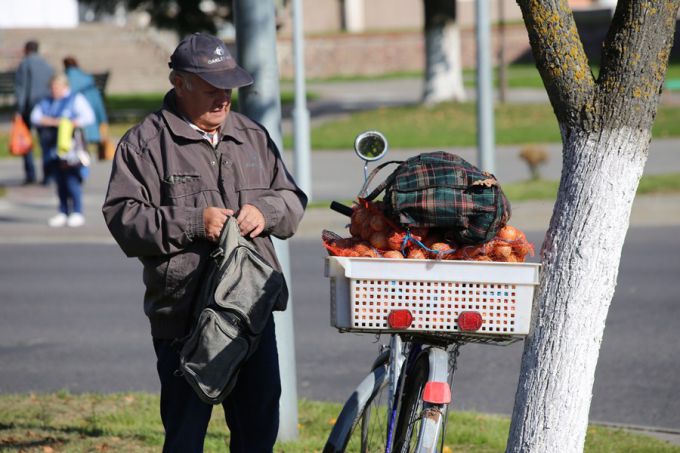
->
xmin=324 ymin=351 xmax=394 ymax=453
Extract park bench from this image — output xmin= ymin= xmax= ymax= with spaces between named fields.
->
xmin=0 ymin=71 xmax=16 ymax=108
xmin=0 ymin=70 xmax=110 ymax=109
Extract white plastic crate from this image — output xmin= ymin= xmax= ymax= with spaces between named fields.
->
xmin=325 ymin=256 xmax=541 ymax=339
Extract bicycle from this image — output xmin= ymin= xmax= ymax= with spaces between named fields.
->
xmin=323 ymin=255 xmax=539 ymax=453
xmin=322 ymin=131 xmax=540 ymax=452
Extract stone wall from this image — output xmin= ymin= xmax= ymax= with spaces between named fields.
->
xmin=277 ymin=23 xmax=532 ymax=79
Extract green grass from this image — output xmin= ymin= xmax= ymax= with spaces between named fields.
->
xmin=500 ymin=173 xmax=680 ymax=202
xmin=0 ymin=392 xmax=677 ymax=452
xmin=637 ymin=173 xmax=680 ymax=194
xmin=300 ymin=62 xmax=680 ymax=90
xmin=286 ymin=102 xmax=559 ymax=150
xmin=283 ymin=102 xmax=680 ymax=150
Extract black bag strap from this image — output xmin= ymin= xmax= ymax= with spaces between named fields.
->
xmin=358 ymin=160 xmax=403 ymax=200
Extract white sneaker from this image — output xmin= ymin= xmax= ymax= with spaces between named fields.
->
xmin=67 ymin=213 xmax=85 ymax=228
xmin=48 ymin=213 xmax=68 ymax=227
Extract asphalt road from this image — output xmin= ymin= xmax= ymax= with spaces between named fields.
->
xmin=0 ymin=226 xmax=678 ymax=431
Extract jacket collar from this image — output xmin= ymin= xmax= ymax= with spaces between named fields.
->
xmin=161 ymin=90 xmax=244 ymax=145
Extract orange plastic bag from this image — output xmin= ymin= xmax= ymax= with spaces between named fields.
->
xmin=9 ymin=114 xmax=33 ymax=156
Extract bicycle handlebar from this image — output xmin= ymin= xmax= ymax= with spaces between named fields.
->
xmin=330 ymin=201 xmax=353 ymax=217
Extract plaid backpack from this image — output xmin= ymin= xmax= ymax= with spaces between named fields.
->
xmin=361 ymin=151 xmax=511 ymax=244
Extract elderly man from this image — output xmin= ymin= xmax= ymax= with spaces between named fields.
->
xmin=102 ymin=33 xmax=307 ymax=452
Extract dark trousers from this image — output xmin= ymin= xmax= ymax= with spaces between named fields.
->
xmin=55 ymin=165 xmax=83 ymax=214
xmin=20 ymin=113 xmax=35 ymax=183
xmin=153 ymin=317 xmax=281 ymax=453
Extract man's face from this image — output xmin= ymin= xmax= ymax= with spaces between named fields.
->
xmin=176 ymin=73 xmax=232 ymax=132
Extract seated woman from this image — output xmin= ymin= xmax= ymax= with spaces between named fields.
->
xmin=31 ymin=73 xmax=95 ymax=228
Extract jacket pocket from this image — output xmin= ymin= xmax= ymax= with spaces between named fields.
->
xmin=233 ymin=162 xmax=271 ymax=206
xmin=163 ymin=249 xmax=205 ymax=299
xmin=162 ymin=174 xmax=214 ymax=208
xmin=179 ymin=308 xmax=249 ymax=404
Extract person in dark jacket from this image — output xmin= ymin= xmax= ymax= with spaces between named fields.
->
xmin=102 ymin=33 xmax=307 ymax=453
xmin=14 ymin=40 xmax=54 ymax=185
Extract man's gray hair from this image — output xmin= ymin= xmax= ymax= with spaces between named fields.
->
xmin=169 ymin=70 xmax=194 ymax=91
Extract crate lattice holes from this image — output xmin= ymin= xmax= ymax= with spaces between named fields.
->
xmin=326 ymin=257 xmax=541 ymax=338
xmin=352 ymin=279 xmax=518 ymax=333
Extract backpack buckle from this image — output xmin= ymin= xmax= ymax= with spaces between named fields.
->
xmin=210 ymin=247 xmax=225 ymax=260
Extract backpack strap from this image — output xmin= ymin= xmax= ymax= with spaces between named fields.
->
xmin=209 ymin=217 xmax=241 ymax=263
xmin=358 ymin=160 xmax=403 ymax=200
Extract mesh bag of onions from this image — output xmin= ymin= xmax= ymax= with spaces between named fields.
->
xmin=323 ymin=199 xmax=534 ymax=262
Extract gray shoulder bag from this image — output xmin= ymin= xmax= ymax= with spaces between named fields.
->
xmin=179 ymin=217 xmax=286 ymax=404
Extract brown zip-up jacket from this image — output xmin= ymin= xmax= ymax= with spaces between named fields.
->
xmin=102 ymin=90 xmax=307 ymax=339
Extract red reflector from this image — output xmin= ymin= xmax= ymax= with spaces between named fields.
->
xmin=457 ymin=311 xmax=483 ymax=332
xmin=423 ymin=381 xmax=451 ymax=404
xmin=387 ymin=310 xmax=413 ymax=329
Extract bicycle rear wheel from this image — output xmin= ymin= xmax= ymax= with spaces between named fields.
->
xmin=324 ymin=351 xmax=394 ymax=453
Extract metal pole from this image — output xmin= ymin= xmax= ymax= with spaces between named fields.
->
xmin=234 ymin=0 xmax=299 ymax=442
xmin=476 ymin=0 xmax=496 ymax=173
xmin=498 ymin=0 xmax=508 ymax=103
xmin=292 ymin=0 xmax=312 ymax=199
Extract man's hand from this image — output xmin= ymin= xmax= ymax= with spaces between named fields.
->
xmin=237 ymin=204 xmax=266 ymax=238
xmin=203 ymin=207 xmax=234 ymax=242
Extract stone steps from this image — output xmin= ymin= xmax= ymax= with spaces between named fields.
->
xmin=0 ymin=23 xmax=177 ymax=93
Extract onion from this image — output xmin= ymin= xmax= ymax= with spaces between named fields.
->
xmin=353 ymin=243 xmax=371 ymax=255
xmin=382 ymin=250 xmax=405 ymax=259
xmin=494 ymin=244 xmax=513 ymax=258
xmin=352 ymin=206 xmax=369 ymax=225
xmin=387 ymin=230 xmax=406 ymax=250
xmin=497 ymin=225 xmax=519 ymax=242
xmin=407 ymin=248 xmax=427 ymax=260
xmin=430 ymin=242 xmax=452 ymax=252
xmin=360 ymin=222 xmax=374 ymax=241
xmin=349 ymin=220 xmax=362 ymax=238
xmin=430 ymin=242 xmax=452 ymax=259
xmin=369 ymin=231 xmax=389 ymax=250
xmin=505 ymin=254 xmax=519 ymax=263
xmin=369 ymin=215 xmax=387 ymax=232
xmin=462 ymin=245 xmax=483 ymax=259
xmin=515 ymin=243 xmax=534 ymax=258
xmin=360 ymin=248 xmax=379 ymax=258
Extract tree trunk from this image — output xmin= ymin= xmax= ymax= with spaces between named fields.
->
xmin=507 ymin=127 xmax=649 ymax=452
xmin=422 ymin=0 xmax=466 ymax=104
xmin=506 ymin=0 xmax=680 ymax=451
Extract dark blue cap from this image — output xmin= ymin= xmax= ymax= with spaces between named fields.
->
xmin=169 ymin=33 xmax=253 ymax=89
